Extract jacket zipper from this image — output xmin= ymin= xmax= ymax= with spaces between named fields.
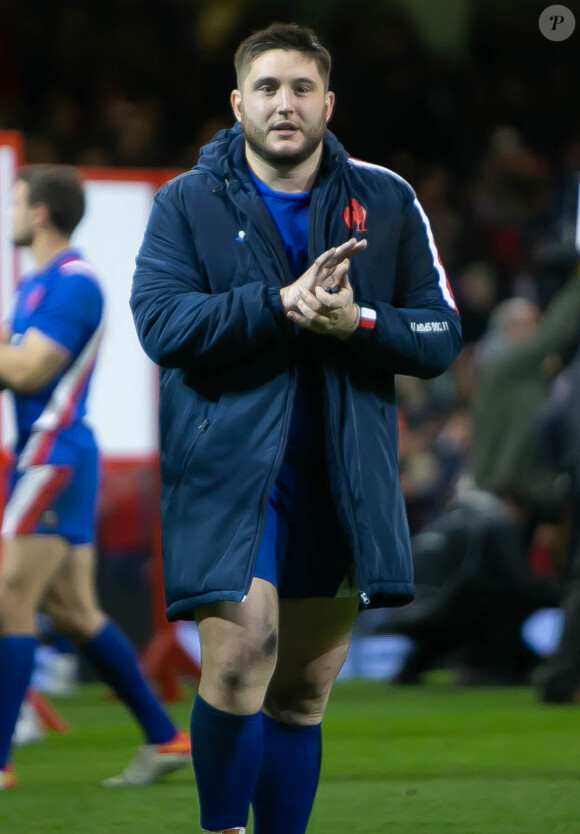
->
xmin=225 ymin=181 xmax=297 ymax=599
xmin=227 ymin=180 xmax=295 ymax=286
xmin=241 ymin=370 xmax=295 ymax=602
xmin=322 ymin=365 xmax=368 ymax=605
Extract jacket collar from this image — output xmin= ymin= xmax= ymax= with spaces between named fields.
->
xmin=196 ymin=123 xmax=350 ymax=192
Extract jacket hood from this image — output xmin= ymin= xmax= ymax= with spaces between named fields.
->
xmin=196 ymin=123 xmax=243 ymax=179
xmin=196 ymin=122 xmax=350 ymax=184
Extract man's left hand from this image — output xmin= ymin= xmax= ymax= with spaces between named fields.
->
xmin=286 ymin=277 xmax=360 ymax=340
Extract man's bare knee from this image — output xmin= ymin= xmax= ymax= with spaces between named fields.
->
xmin=217 ymin=629 xmax=277 ymax=691
xmin=201 ymin=626 xmax=278 ymax=713
xmin=265 ymin=637 xmax=351 ymax=725
xmin=265 ymin=678 xmax=329 ymax=725
xmin=0 ymin=582 xmax=37 ymax=633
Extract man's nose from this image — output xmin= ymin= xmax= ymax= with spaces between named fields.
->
xmin=276 ymin=87 xmax=295 ymax=112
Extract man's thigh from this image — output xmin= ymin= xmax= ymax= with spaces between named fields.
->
xmin=0 ymin=534 xmax=69 ymax=631
xmin=264 ymin=595 xmax=358 ymax=723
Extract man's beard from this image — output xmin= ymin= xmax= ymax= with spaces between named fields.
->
xmin=241 ymin=111 xmax=327 ymax=168
xmin=12 ymin=230 xmax=33 ymax=248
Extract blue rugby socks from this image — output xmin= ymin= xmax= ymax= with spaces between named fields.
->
xmin=191 ymin=695 xmax=263 ymax=831
xmin=190 ymin=700 xmax=322 ymax=832
xmin=0 ymin=635 xmax=37 ymax=769
xmin=80 ymin=620 xmax=175 ymax=745
xmin=252 ymin=713 xmax=322 ymax=834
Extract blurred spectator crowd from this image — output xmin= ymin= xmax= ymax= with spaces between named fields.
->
xmin=3 ymin=0 xmax=580 ymax=692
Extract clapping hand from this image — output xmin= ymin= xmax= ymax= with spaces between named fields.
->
xmin=280 ymin=238 xmax=367 ymax=339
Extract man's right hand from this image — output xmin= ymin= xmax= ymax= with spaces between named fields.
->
xmin=279 ymin=238 xmax=367 ymax=314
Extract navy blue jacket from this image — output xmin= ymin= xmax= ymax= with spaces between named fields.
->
xmin=130 ymin=126 xmax=462 ymax=621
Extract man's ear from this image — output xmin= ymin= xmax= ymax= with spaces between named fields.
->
xmin=230 ymin=90 xmax=242 ymax=123
xmin=31 ymin=202 xmax=50 ymax=230
xmin=325 ymin=90 xmax=335 ymax=123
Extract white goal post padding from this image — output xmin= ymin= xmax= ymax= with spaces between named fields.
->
xmin=0 ymin=132 xmax=177 ymax=457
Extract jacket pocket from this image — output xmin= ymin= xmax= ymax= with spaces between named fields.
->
xmin=168 ymin=418 xmax=211 ymax=500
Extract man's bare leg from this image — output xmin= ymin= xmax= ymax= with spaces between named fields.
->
xmin=43 ymin=545 xmax=189 ymax=786
xmin=191 ymin=577 xmax=279 ymax=832
xmin=0 ymin=534 xmax=69 ymax=776
xmin=252 ymin=595 xmax=359 ymax=834
xmin=195 ymin=577 xmax=279 ymax=713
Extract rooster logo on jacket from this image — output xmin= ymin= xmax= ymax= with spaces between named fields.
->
xmin=342 ymin=198 xmax=367 ymax=233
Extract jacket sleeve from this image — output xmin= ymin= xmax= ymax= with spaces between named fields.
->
xmin=348 ymin=197 xmax=462 ymax=378
xmin=130 ymin=185 xmax=290 ymax=370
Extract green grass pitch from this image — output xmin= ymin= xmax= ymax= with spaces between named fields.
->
xmin=2 ymin=679 xmax=580 ymax=833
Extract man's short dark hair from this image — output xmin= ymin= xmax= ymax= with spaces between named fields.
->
xmin=18 ymin=164 xmax=85 ymax=236
xmin=234 ymin=22 xmax=331 ymax=89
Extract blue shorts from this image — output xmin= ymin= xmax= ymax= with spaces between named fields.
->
xmin=2 ymin=433 xmax=99 ymax=546
xmin=254 ymin=456 xmax=355 ymax=599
